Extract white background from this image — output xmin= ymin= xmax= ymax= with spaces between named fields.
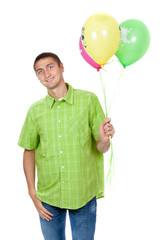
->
xmin=0 ymin=0 xmax=160 ymax=239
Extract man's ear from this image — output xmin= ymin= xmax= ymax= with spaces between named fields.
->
xmin=60 ymin=62 xmax=64 ymax=72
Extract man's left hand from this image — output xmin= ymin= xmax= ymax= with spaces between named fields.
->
xmin=99 ymin=117 xmax=115 ymax=143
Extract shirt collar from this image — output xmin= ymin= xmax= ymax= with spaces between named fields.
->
xmin=46 ymin=83 xmax=74 ymax=108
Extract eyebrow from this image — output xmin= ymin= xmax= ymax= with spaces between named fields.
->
xmin=36 ymin=63 xmax=54 ymax=73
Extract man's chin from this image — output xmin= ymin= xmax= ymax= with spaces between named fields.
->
xmin=46 ymin=83 xmax=57 ymax=89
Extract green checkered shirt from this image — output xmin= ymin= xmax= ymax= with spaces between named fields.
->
xmin=18 ymin=83 xmax=105 ymax=209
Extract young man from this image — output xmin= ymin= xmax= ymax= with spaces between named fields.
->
xmin=18 ymin=52 xmax=115 ymax=240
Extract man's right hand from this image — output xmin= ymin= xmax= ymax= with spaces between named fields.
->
xmin=30 ymin=190 xmax=53 ymax=222
xmin=23 ymin=149 xmax=53 ymax=222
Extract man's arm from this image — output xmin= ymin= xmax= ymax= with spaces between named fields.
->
xmin=96 ymin=139 xmax=110 ymax=153
xmin=96 ymin=118 xmax=115 ymax=153
xmin=23 ymin=149 xmax=36 ymax=197
xmin=23 ymin=149 xmax=53 ymax=221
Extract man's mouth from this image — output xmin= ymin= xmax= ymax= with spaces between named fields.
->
xmin=46 ymin=77 xmax=54 ymax=82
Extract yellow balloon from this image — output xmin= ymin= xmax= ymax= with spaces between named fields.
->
xmin=82 ymin=13 xmax=121 ymax=65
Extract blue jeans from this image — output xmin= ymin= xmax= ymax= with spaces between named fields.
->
xmin=40 ymin=196 xmax=97 ymax=240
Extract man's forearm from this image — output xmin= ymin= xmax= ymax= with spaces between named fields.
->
xmin=23 ymin=149 xmax=36 ymax=198
xmin=96 ymin=140 xmax=110 ymax=153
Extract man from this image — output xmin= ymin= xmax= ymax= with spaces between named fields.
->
xmin=18 ymin=52 xmax=115 ymax=240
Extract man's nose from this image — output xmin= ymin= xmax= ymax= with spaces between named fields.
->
xmin=44 ymin=70 xmax=51 ymax=78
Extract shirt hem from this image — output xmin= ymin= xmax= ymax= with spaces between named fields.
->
xmin=36 ymin=192 xmax=104 ymax=210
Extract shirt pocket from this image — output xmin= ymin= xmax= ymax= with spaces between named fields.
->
xmin=78 ymin=118 xmax=91 ymax=148
xmin=37 ymin=128 xmax=59 ymax=158
xmin=68 ymin=116 xmax=91 ymax=150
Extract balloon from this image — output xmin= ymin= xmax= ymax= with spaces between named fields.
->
xmin=79 ymin=36 xmax=101 ymax=71
xmin=81 ymin=13 xmax=121 ymax=65
xmin=115 ymin=19 xmax=150 ymax=68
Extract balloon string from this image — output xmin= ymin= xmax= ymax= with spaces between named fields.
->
xmin=99 ymin=69 xmax=114 ymax=188
xmin=108 ymin=67 xmax=124 ymax=114
xmin=101 ymin=59 xmax=119 ymax=71
xmin=99 ymin=69 xmax=108 ymax=117
xmin=106 ymin=59 xmax=116 ymax=65
xmin=106 ymin=136 xmax=114 ymax=188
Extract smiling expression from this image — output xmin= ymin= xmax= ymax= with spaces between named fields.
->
xmin=35 ymin=57 xmax=64 ymax=90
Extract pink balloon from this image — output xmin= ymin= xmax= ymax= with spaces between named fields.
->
xmin=79 ymin=36 xmax=101 ymax=71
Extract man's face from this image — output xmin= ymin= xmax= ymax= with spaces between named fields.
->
xmin=35 ymin=57 xmax=64 ymax=90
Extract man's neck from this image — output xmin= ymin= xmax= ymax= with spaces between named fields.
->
xmin=48 ymin=82 xmax=68 ymax=99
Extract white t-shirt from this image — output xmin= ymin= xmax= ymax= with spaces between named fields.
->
xmin=58 ymin=97 xmax=64 ymax=101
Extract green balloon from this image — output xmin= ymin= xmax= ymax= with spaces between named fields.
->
xmin=115 ymin=19 xmax=150 ymax=68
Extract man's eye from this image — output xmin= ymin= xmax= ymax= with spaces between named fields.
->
xmin=48 ymin=66 xmax=53 ymax=69
xmin=38 ymin=70 xmax=43 ymax=75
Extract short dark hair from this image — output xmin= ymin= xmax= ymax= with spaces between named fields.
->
xmin=33 ymin=52 xmax=61 ymax=70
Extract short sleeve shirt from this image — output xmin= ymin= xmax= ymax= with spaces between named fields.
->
xmin=18 ymin=83 xmax=105 ymax=209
